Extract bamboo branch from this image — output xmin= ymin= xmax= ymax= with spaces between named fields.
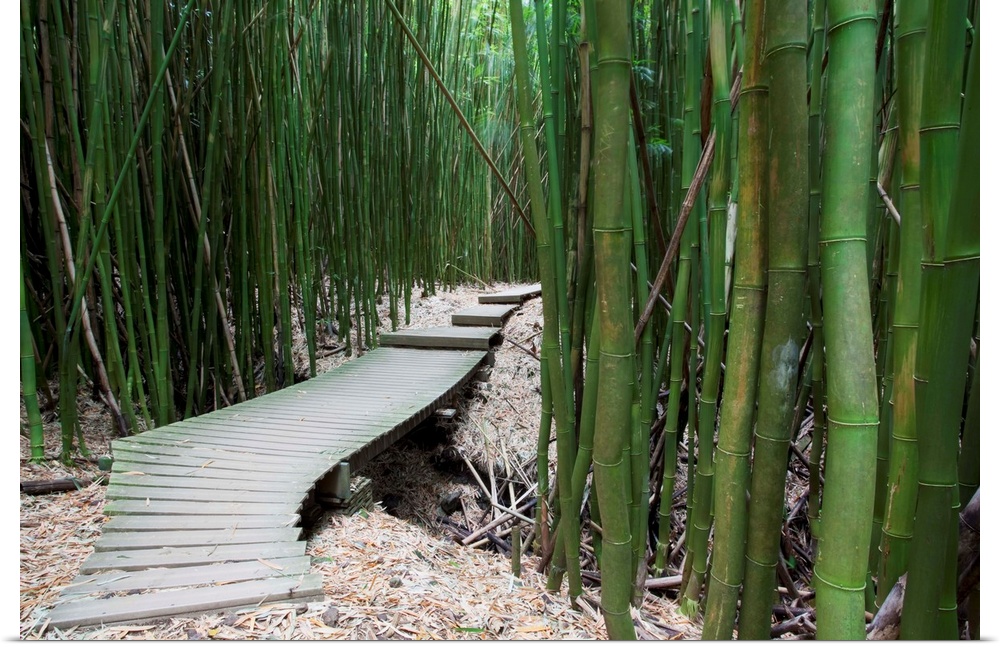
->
xmin=385 ymin=0 xmax=533 ymax=236
xmin=876 ymin=181 xmax=901 ymax=224
xmin=634 ymin=130 xmax=716 ymax=344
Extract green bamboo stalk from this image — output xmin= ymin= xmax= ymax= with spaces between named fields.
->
xmin=20 ymin=0 xmax=75 ymax=458
xmin=900 ymin=5 xmax=978 ymax=637
xmin=508 ymin=0 xmax=573 ymax=580
xmin=21 ymin=255 xmax=45 ymax=462
xmin=531 ymin=0 xmax=579 ymax=597
xmin=149 ymin=0 xmax=170 ymax=425
xmin=805 ymin=0 xmax=828 ymax=550
xmin=653 ymin=0 xmax=703 ymax=578
xmin=590 ymin=0 xmax=637 ymax=637
xmin=700 ymin=0 xmax=768 ymax=636
xmin=958 ymin=342 xmax=979 ymax=508
xmin=627 ymin=133 xmax=653 ymax=594
xmin=813 ymin=0 xmax=880 ymax=638
xmin=877 ymin=0 xmax=928 ymax=604
xmin=680 ymin=0 xmax=730 ymax=614
xmin=736 ymin=0 xmax=809 ymax=636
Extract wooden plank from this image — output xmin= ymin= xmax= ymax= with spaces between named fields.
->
xmin=379 ymin=326 xmax=501 ymax=350
xmin=478 ymin=283 xmax=542 ymax=303
xmin=111 ymin=440 xmax=330 ymax=467
xmin=104 ymin=485 xmax=305 ymax=505
xmin=79 ymin=541 xmax=307 ymax=574
xmin=451 ymin=304 xmax=517 ymax=327
xmin=116 ymin=435 xmax=323 ymax=459
xmin=95 ymin=527 xmax=301 ymax=551
xmin=48 ymin=574 xmax=323 ymax=629
xmin=108 ymin=473 xmax=312 ymax=493
xmin=61 ymin=556 xmax=312 ymax=595
xmin=129 ymin=428 xmax=334 ymax=454
xmin=104 ymin=500 xmax=300 ymax=517
xmin=103 ymin=514 xmax=299 ymax=531
xmin=151 ymin=418 xmax=393 ymax=444
xmin=113 ymin=461 xmax=323 ymax=484
xmin=110 ymin=448 xmax=330 ymax=475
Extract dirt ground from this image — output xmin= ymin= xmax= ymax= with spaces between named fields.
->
xmin=18 ymin=283 xmax=697 ymax=640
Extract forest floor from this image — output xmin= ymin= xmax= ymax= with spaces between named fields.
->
xmin=19 ymin=283 xmax=698 ymax=640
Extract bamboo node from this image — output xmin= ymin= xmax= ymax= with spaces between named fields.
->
xmin=812 ymin=570 xmax=866 ymax=592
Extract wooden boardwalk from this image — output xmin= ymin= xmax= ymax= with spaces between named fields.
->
xmin=452 ymin=304 xmax=517 ymax=327
xmin=46 ymin=287 xmax=538 ymax=629
xmin=477 ymin=283 xmax=541 ymax=304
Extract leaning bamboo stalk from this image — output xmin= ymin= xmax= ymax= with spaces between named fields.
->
xmin=386 ymin=0 xmax=532 ymax=236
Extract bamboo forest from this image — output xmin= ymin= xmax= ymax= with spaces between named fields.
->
xmin=19 ymin=0 xmax=980 ymax=640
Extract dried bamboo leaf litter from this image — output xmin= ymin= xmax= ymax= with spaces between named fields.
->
xmin=20 ymin=284 xmax=696 ymax=640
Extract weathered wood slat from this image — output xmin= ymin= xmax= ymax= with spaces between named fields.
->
xmin=478 ymin=283 xmax=541 ymax=303
xmin=110 ymin=448 xmax=328 ymax=473
xmin=61 ymin=556 xmax=312 ymax=595
xmin=48 ymin=574 xmax=323 ymax=629
xmin=95 ymin=527 xmax=301 ymax=551
xmin=111 ymin=441 xmax=327 ymax=467
xmin=104 ymin=485 xmax=306 ymax=505
xmin=151 ymin=419 xmax=394 ymax=443
xmin=103 ymin=514 xmax=299 ymax=531
xmin=79 ymin=541 xmax=308 ymax=574
xmin=113 ymin=462 xmax=320 ymax=484
xmin=451 ymin=304 xmax=517 ymax=326
xmin=116 ymin=435 xmax=324 ymax=459
xmin=104 ymin=500 xmax=301 ymax=517
xmin=108 ymin=473 xmax=312 ymax=493
xmin=379 ymin=326 xmax=501 ymax=350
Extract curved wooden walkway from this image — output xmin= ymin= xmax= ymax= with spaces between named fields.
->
xmin=46 ymin=291 xmax=535 ymax=629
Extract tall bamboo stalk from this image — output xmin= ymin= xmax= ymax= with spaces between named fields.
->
xmin=813 ymin=0 xmax=880 ymax=638
xmin=590 ymin=0 xmax=636 ymax=637
xmin=900 ymin=3 xmax=978 ymax=637
xmin=700 ymin=0 xmax=768 ymax=636
xmin=679 ymin=0 xmax=730 ymax=614
xmin=737 ymin=0 xmax=809 ymax=636
xmin=876 ymin=0 xmax=927 ymax=607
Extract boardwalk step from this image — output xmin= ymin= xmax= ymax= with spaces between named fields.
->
xmin=104 ymin=485 xmax=306 ymax=505
xmin=113 ymin=461 xmax=319 ymax=483
xmin=95 ymin=527 xmax=302 ymax=551
xmin=478 ymin=283 xmax=541 ymax=304
xmin=48 ymin=573 xmax=323 ymax=629
xmin=79 ymin=541 xmax=308 ymax=574
xmin=451 ymin=304 xmax=517 ymax=327
xmin=108 ymin=473 xmax=312 ymax=493
xmin=112 ymin=440 xmax=330 ymax=467
xmin=379 ymin=326 xmax=501 ymax=350
xmin=104 ymin=500 xmax=302 ymax=517
xmin=103 ymin=514 xmax=300 ymax=532
xmin=61 ymin=556 xmax=313 ymax=596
